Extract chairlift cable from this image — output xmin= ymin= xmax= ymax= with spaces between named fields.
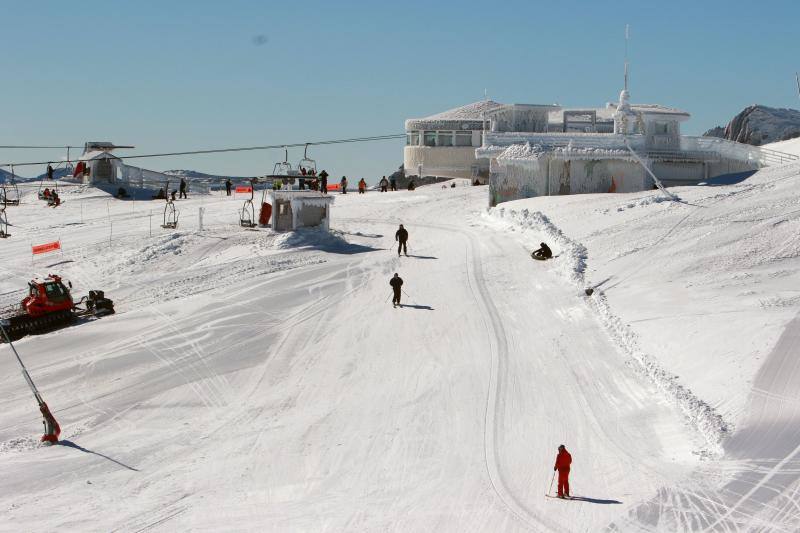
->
xmin=0 ymin=134 xmax=406 ymax=168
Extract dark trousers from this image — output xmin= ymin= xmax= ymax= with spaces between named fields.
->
xmin=180 ymin=189 xmax=187 ymax=199
xmin=392 ymin=289 xmax=401 ymax=304
xmin=397 ymin=241 xmax=407 ymax=255
xmin=381 ymin=185 xmax=387 ymax=192
xmin=390 ymin=182 xmax=397 ymax=191
xmin=226 ymin=188 xmax=231 ymax=196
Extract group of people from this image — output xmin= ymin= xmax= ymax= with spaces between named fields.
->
xmin=40 ymin=187 xmax=61 ymax=207
xmin=378 ymin=176 xmax=398 ymax=192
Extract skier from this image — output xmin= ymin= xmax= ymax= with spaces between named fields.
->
xmin=390 ymin=175 xmax=397 ymax=191
xmin=179 ymin=178 xmax=188 ymax=199
xmin=379 ymin=176 xmax=389 ymax=192
xmin=390 ymin=273 xmax=403 ymax=307
xmin=553 ymin=444 xmax=572 ymax=498
xmin=47 ymin=164 xmax=54 ymax=181
xmin=340 ymin=176 xmax=348 ymax=194
xmin=532 ymin=242 xmax=552 ymax=260
xmin=395 ymin=224 xmax=408 ymax=256
xmin=225 ymin=178 xmax=232 ymax=196
xmin=358 ymin=178 xmax=367 ymax=194
xmin=319 ymin=169 xmax=329 ymax=194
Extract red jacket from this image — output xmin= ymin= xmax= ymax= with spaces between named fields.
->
xmin=555 ymin=450 xmax=572 ymax=471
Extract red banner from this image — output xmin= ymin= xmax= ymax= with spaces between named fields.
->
xmin=235 ymin=186 xmax=252 ymax=193
xmin=32 ymin=240 xmax=61 ymax=255
xmin=327 ymin=184 xmax=340 ymax=191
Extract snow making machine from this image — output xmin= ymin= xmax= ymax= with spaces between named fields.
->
xmin=0 ymin=275 xmax=115 ymax=342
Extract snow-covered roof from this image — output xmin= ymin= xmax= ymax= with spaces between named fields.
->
xmin=79 ymin=150 xmax=121 ymax=161
xmin=417 ymin=100 xmax=505 ymax=121
xmin=629 ymin=103 xmax=690 ymax=119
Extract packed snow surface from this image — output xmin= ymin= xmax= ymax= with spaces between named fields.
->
xmin=1 ymin=168 xmax=800 ymax=531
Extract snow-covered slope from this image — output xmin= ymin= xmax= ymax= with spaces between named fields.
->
xmin=1 ymin=169 xmax=800 ymax=531
xmin=765 ymin=135 xmax=800 ymax=157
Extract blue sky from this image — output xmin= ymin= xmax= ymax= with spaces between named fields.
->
xmin=2 ymin=0 xmax=798 ymax=181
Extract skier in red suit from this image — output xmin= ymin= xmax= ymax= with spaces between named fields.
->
xmin=554 ymin=444 xmax=572 ymax=498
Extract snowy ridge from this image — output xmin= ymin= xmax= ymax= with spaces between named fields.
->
xmin=486 ymin=206 xmax=729 ymax=454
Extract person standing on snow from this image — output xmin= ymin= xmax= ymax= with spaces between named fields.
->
xmin=553 ymin=444 xmax=572 ymax=498
xmin=379 ymin=176 xmax=389 ymax=192
xmin=319 ymin=170 xmax=329 ymax=194
xmin=179 ymin=178 xmax=188 ymax=199
xmin=390 ymin=273 xmax=403 ymax=307
xmin=340 ymin=176 xmax=348 ymax=194
xmin=390 ymin=175 xmax=397 ymax=191
xmin=225 ymin=178 xmax=232 ymax=196
xmin=395 ymin=224 xmax=409 ymax=257
xmin=358 ymin=178 xmax=367 ymax=194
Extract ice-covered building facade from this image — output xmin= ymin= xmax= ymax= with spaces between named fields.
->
xmin=405 ymin=91 xmax=798 ymax=206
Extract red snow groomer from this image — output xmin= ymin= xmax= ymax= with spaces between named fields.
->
xmin=0 ymin=275 xmax=114 ymax=342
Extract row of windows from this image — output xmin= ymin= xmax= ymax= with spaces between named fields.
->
xmin=407 ymin=130 xmax=477 ymax=147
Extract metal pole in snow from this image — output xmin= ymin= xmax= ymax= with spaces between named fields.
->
xmin=0 ymin=321 xmax=43 ymax=404
xmin=0 ymin=321 xmax=61 ymax=443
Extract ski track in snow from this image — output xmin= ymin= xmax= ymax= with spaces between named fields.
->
xmin=2 ymin=171 xmax=800 ymax=531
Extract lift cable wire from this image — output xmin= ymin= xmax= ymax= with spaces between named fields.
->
xmin=0 ymin=145 xmax=83 ymax=149
xmin=0 ymin=134 xmax=406 ymax=168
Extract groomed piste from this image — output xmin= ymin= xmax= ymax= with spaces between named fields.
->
xmin=2 ymin=156 xmax=800 ymax=530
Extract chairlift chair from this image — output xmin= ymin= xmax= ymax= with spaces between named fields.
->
xmin=0 ymin=205 xmax=9 ymax=238
xmin=298 ymin=143 xmax=317 ymax=176
xmin=239 ymin=179 xmax=257 ymax=228
xmin=268 ymin=147 xmax=296 ymax=189
xmin=1 ymin=165 xmax=21 ymax=206
xmin=161 ymin=180 xmax=179 ymax=229
xmin=37 ymin=163 xmax=60 ymax=201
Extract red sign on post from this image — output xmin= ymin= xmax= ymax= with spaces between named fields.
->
xmin=235 ymin=186 xmax=252 ymax=194
xmin=32 ymin=240 xmax=61 ymax=255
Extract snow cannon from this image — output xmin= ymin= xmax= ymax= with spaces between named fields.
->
xmin=39 ymin=402 xmax=61 ymax=445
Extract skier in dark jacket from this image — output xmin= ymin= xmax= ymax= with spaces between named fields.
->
xmin=390 ymin=176 xmax=397 ymax=191
xmin=179 ymin=178 xmax=188 ymax=199
xmin=319 ymin=170 xmax=329 ymax=194
xmin=395 ymin=224 xmax=408 ymax=256
xmin=554 ymin=444 xmax=572 ymax=498
xmin=225 ymin=178 xmax=232 ymax=196
xmin=532 ymin=242 xmax=552 ymax=260
xmin=389 ymin=273 xmax=403 ymax=306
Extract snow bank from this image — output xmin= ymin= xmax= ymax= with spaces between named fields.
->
xmin=486 ymin=205 xmax=729 ymax=454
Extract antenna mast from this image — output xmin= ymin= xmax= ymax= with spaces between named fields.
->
xmin=624 ymin=24 xmax=630 ymax=92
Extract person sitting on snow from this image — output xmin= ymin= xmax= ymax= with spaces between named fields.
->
xmin=532 ymin=242 xmax=552 ymax=260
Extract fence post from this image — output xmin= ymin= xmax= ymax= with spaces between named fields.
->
xmin=198 ymin=207 xmax=205 ymax=232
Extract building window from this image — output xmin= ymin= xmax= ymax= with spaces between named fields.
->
xmin=407 ymin=131 xmax=419 ymax=146
xmin=423 ymin=131 xmax=436 ymax=147
xmin=438 ymin=131 xmax=453 ymax=147
xmin=455 ymin=130 xmax=473 ymax=147
xmin=655 ymin=122 xmax=669 ymax=135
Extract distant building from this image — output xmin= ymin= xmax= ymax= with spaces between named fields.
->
xmin=405 ymin=88 xmax=796 ymax=205
xmin=405 ymin=101 xmax=559 ymax=182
